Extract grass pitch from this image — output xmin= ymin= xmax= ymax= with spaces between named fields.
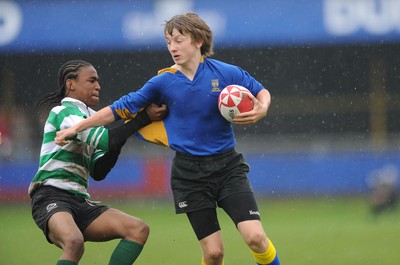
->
xmin=1 ymin=196 xmax=399 ymax=265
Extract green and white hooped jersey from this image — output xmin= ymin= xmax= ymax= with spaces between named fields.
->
xmin=28 ymin=97 xmax=109 ymax=199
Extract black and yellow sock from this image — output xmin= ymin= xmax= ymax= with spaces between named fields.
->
xmin=250 ymin=239 xmax=280 ymax=265
xmin=108 ymin=239 xmax=143 ymax=265
xmin=56 ymin=261 xmax=77 ymax=265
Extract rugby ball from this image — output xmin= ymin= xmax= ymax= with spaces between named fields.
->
xmin=218 ymin=85 xmax=253 ymax=122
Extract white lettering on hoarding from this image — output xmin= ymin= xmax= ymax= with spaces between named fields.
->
xmin=122 ymin=0 xmax=226 ymax=43
xmin=0 ymin=1 xmax=22 ymax=46
xmin=324 ymin=0 xmax=400 ymax=35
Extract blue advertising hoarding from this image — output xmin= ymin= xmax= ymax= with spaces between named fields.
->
xmin=1 ymin=0 xmax=400 ymax=53
xmin=1 ymin=150 xmax=399 ymax=201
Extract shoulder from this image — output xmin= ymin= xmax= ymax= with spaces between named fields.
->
xmin=157 ymin=67 xmax=178 ymax=75
xmin=60 ymin=99 xmax=88 ymax=116
xmin=50 ymin=105 xmax=66 ymax=115
xmin=204 ymin=58 xmax=241 ymax=74
xmin=205 ymin=58 xmax=236 ymax=68
xmin=203 ymin=58 xmax=245 ymax=80
xmin=149 ymin=67 xmax=179 ymax=85
xmin=205 ymin=58 xmax=265 ymax=92
xmin=45 ymin=104 xmax=80 ymax=129
xmin=48 ymin=102 xmax=85 ymax=125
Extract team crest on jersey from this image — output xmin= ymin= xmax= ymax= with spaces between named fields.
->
xmin=210 ymin=79 xmax=221 ymax=92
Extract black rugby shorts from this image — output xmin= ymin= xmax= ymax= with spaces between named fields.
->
xmin=31 ymin=185 xmax=108 ymax=243
xmin=171 ymin=148 xmax=254 ymax=214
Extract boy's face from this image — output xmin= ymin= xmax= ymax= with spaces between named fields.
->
xmin=165 ymin=28 xmax=202 ymax=66
xmin=67 ymin=66 xmax=100 ymax=107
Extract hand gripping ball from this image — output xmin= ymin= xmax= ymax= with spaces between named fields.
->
xmin=218 ymin=85 xmax=253 ymax=122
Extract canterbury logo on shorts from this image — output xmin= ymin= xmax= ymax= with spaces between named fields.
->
xmin=178 ymin=201 xmax=188 ymax=208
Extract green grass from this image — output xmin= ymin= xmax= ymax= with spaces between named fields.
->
xmin=1 ymin=197 xmax=399 ymax=265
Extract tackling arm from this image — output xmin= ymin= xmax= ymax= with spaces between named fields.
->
xmin=92 ymin=111 xmax=152 ymax=181
xmin=55 ymin=106 xmax=115 ymax=145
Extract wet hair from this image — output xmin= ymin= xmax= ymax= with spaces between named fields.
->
xmin=164 ymin=12 xmax=214 ymax=57
xmin=35 ymin=60 xmax=93 ymax=110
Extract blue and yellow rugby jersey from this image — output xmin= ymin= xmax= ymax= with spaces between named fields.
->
xmin=110 ymin=58 xmax=266 ymax=156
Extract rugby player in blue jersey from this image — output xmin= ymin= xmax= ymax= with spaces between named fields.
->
xmin=56 ymin=13 xmax=280 ymax=265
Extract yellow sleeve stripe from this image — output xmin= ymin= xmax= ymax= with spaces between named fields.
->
xmin=157 ymin=57 xmax=204 ymax=75
xmin=157 ymin=67 xmax=178 ymax=75
xmin=114 ymin=108 xmax=139 ymax=120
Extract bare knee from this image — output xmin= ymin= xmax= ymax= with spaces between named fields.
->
xmin=126 ymin=219 xmax=150 ymax=245
xmin=58 ymin=234 xmax=85 ymax=261
xmin=137 ymin=221 xmax=150 ymax=242
xmin=65 ymin=234 xmax=84 ymax=249
xmin=245 ymin=231 xmax=268 ymax=250
xmin=200 ymin=232 xmax=224 ymax=264
xmin=204 ymin=247 xmax=224 ymax=265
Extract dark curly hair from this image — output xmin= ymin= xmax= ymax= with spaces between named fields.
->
xmin=35 ymin=60 xmax=92 ymax=109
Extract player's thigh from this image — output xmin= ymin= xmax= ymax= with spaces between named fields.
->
xmin=48 ymin=211 xmax=83 ymax=248
xmin=187 ymin=208 xmax=221 ymax=240
xmin=219 ymin=192 xmax=260 ymax=226
xmin=83 ymin=208 xmax=148 ymax=242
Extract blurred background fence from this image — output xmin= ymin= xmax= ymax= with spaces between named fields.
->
xmin=1 ymin=0 xmax=399 ymax=202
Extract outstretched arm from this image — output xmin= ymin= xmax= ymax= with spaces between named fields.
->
xmin=232 ymin=89 xmax=271 ymax=125
xmin=91 ymin=103 xmax=167 ymax=181
xmin=56 ymin=103 xmax=167 ymax=146
xmin=55 ymin=106 xmax=115 ymax=145
xmin=92 ymin=110 xmax=152 ymax=181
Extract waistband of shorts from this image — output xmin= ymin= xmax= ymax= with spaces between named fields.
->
xmin=30 ymin=185 xmax=77 ymax=198
xmin=175 ymin=148 xmax=236 ymax=161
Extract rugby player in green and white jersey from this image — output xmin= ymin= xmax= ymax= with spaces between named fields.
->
xmin=29 ymin=60 xmax=167 ymax=265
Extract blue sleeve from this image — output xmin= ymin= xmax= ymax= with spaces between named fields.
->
xmin=109 ymin=77 xmax=162 ymax=120
xmin=210 ymin=59 xmax=266 ymax=96
xmin=109 ymin=92 xmax=146 ymax=120
xmin=231 ymin=66 xmax=266 ymax=96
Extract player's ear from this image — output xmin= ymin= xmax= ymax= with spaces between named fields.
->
xmin=195 ymin=40 xmax=203 ymax=49
xmin=66 ymin=79 xmax=74 ymax=91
